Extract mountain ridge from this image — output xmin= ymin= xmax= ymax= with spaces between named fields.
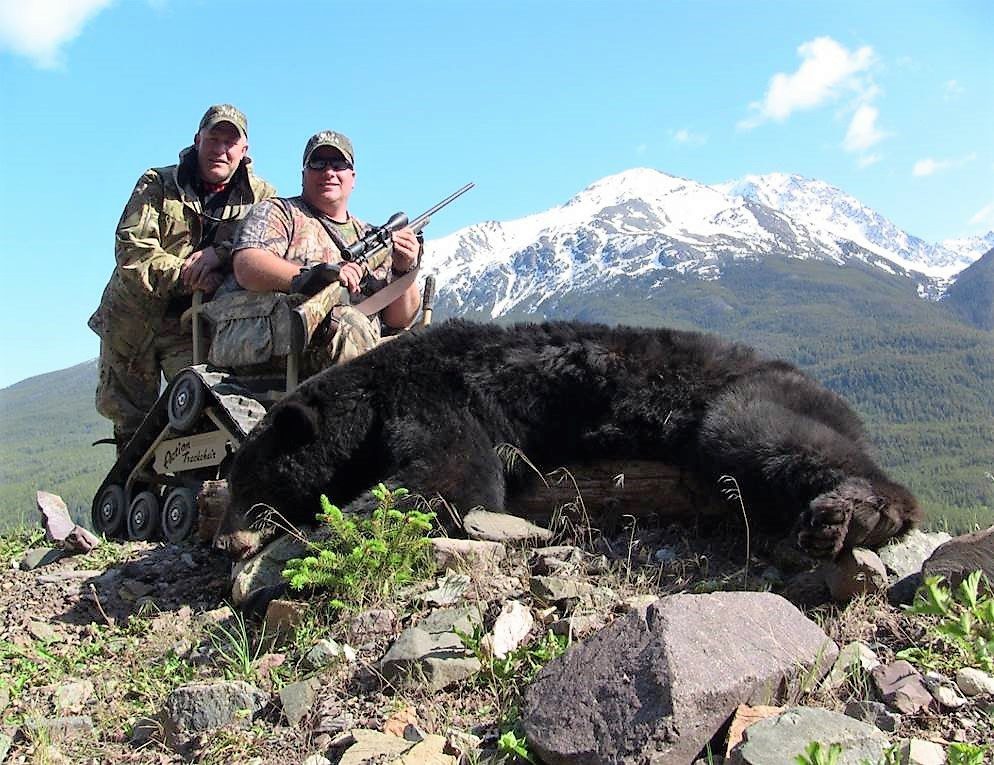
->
xmin=427 ymin=168 xmax=991 ymax=323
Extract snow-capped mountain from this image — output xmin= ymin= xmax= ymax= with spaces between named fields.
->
xmin=940 ymin=231 xmax=994 ymax=263
xmin=426 ymin=168 xmax=987 ymax=319
xmin=715 ymin=173 xmax=980 ymax=279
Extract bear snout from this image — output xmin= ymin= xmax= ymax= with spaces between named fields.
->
xmin=213 ymin=528 xmax=264 ymax=560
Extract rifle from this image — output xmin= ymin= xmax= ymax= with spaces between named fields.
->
xmin=286 ymin=183 xmax=474 ymax=388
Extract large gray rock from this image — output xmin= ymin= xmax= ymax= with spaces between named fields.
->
xmin=922 ymin=525 xmax=994 ymax=588
xmin=279 ymin=677 xmax=321 ymax=726
xmin=878 ymin=529 xmax=952 ymax=579
xmin=230 ymin=535 xmax=307 ymax=605
xmin=822 ymin=548 xmax=888 ymax=602
xmin=728 ymin=707 xmax=889 ymax=764
xmin=522 ymin=592 xmax=838 ymax=765
xmin=160 ymin=681 xmax=267 ymax=741
xmin=380 ymin=606 xmax=484 ymax=691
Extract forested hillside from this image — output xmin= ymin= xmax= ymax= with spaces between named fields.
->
xmin=942 ymin=248 xmax=994 ymax=330
xmin=0 ymin=361 xmax=114 ymax=532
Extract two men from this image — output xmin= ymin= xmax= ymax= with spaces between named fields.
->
xmin=231 ymin=130 xmax=422 ymax=372
xmin=90 ymin=105 xmax=276 ymax=451
xmin=93 ymin=119 xmax=423 ymax=444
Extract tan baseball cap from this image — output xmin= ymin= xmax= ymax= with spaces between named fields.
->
xmin=199 ymin=104 xmax=248 ymax=140
xmin=302 ymin=130 xmax=354 ymax=168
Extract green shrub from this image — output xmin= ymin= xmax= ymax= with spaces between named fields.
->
xmin=900 ymin=571 xmax=994 ymax=672
xmin=947 ymin=742 xmax=989 ymax=765
xmin=795 ymin=741 xmax=842 ymax=765
xmin=282 ymin=484 xmax=435 ymax=611
xmin=457 ymin=627 xmax=569 ymax=763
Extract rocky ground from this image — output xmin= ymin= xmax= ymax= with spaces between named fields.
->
xmin=0 ymin=503 xmax=992 ymax=765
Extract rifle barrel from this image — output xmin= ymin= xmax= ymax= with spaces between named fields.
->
xmin=410 ymin=182 xmax=475 ymax=231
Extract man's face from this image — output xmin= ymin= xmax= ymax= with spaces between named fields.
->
xmin=301 ymin=147 xmax=355 ymax=212
xmin=194 ymin=122 xmax=248 ymax=184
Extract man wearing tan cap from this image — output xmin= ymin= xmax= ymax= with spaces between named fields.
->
xmin=89 ymin=104 xmax=276 ymax=453
xmin=231 ymin=130 xmax=422 ymax=372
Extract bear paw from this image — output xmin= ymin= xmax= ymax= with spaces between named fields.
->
xmin=797 ymin=482 xmax=861 ymax=558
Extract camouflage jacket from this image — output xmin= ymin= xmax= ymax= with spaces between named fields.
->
xmin=232 ymin=195 xmax=395 ymax=300
xmin=88 ymin=147 xmax=276 ymax=355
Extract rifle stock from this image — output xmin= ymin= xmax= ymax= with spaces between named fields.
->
xmin=290 ymin=283 xmax=350 ymax=356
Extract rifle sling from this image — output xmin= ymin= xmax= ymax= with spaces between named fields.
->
xmin=348 ymin=268 xmax=420 ymax=318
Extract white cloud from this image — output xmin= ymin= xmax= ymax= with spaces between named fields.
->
xmin=857 ymin=154 xmax=881 ymax=169
xmin=944 ymin=79 xmax=965 ymax=98
xmin=912 ymin=153 xmax=977 ymax=177
xmin=0 ymin=0 xmax=114 ymax=69
xmin=913 ymin=158 xmax=940 ymax=177
xmin=843 ymin=104 xmax=887 ymax=152
xmin=969 ymin=201 xmax=994 ymax=226
xmin=739 ymin=37 xmax=875 ymax=128
xmin=670 ymin=128 xmax=706 ymax=146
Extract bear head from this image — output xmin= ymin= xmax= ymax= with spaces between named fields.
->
xmin=214 ymin=400 xmax=324 ymax=558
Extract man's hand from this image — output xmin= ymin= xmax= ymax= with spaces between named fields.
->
xmin=198 ymin=271 xmax=225 ymax=295
xmin=181 ymin=246 xmax=222 ymax=291
xmin=289 ymin=263 xmax=342 ymax=296
xmin=337 ymin=261 xmax=366 ymax=294
xmin=390 ymin=227 xmax=421 ymax=274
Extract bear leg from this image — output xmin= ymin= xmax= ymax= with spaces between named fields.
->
xmin=697 ymin=392 xmax=919 ymax=557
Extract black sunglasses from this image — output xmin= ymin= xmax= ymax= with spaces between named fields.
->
xmin=306 ymin=157 xmax=353 ymax=172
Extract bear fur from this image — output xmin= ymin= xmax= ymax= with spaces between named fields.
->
xmin=215 ymin=320 xmax=922 ymax=559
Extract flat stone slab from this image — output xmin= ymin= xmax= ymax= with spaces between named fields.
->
xmin=24 ymin=715 xmax=96 ymax=743
xmin=430 ymin=538 xmax=506 ymax=570
xmin=728 ymin=706 xmax=889 ymax=764
xmin=280 ymin=677 xmax=321 ymax=726
xmin=37 ymin=491 xmax=74 ymax=541
xmin=462 ymin=509 xmax=552 ymax=543
xmin=19 ymin=547 xmax=67 ymax=571
xmin=522 ymin=592 xmax=838 ymax=765
xmin=871 ymin=660 xmax=932 ymax=714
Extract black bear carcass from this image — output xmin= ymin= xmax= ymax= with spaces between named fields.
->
xmin=214 ymin=320 xmax=922 ymax=559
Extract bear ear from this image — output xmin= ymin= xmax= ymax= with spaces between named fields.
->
xmin=271 ymin=402 xmax=319 ymax=449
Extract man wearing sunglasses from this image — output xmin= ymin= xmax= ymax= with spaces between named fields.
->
xmin=89 ymin=104 xmax=276 ymax=453
xmin=231 ymin=130 xmax=422 ymax=372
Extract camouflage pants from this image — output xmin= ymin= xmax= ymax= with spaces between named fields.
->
xmin=95 ymin=316 xmax=194 ymax=450
xmin=301 ymin=306 xmax=382 ymax=377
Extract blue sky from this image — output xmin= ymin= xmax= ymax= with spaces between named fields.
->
xmin=0 ymin=0 xmax=991 ymax=388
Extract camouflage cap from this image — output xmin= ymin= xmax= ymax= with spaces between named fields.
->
xmin=199 ymin=104 xmax=248 ymax=140
xmin=302 ymin=130 xmax=354 ymax=169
